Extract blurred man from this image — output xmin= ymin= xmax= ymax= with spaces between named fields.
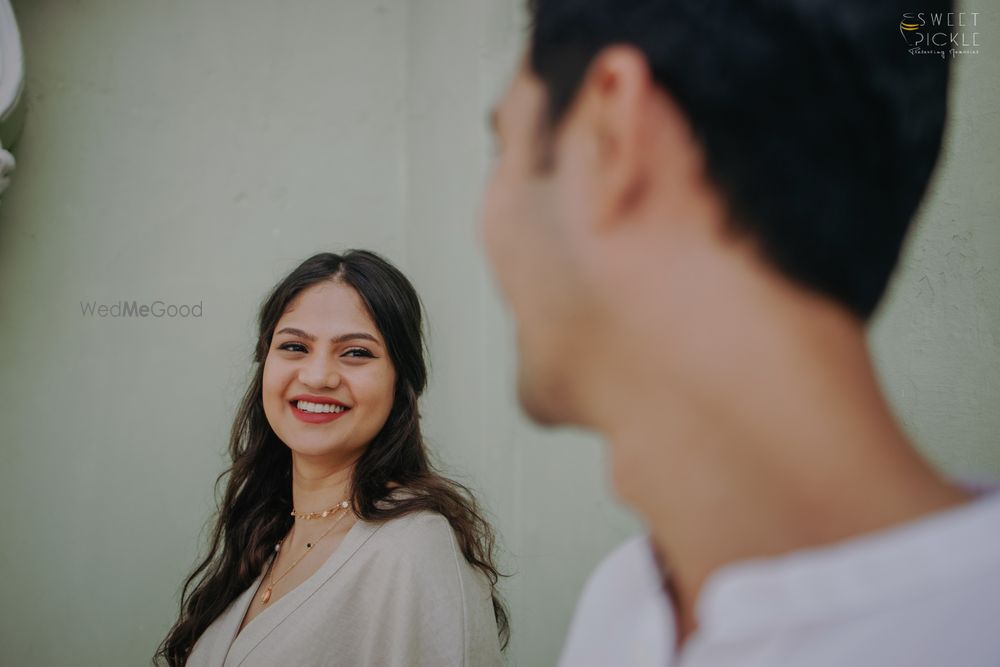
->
xmin=481 ymin=1 xmax=1000 ymax=665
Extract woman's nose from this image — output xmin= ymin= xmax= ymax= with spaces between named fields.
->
xmin=297 ymin=354 xmax=341 ymax=389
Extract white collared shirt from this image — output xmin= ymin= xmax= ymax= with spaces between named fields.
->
xmin=558 ymin=487 xmax=1000 ymax=667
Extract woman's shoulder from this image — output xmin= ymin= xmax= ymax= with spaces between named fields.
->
xmin=364 ymin=508 xmax=492 ymax=604
xmin=364 ymin=489 xmax=471 ymax=569
xmin=372 ymin=506 xmax=456 ymax=548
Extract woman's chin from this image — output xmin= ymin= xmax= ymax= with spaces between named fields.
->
xmin=283 ymin=437 xmax=363 ymax=465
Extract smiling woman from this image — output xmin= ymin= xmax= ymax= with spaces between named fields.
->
xmin=155 ymin=250 xmax=508 ymax=667
xmin=263 ymin=281 xmax=398 ymax=466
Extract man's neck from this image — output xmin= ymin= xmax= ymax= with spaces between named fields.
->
xmin=593 ymin=297 xmax=970 ymax=649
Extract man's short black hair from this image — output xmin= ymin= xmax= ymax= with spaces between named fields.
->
xmin=528 ymin=0 xmax=952 ymax=320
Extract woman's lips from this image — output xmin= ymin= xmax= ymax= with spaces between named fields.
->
xmin=289 ymin=401 xmax=351 ymax=424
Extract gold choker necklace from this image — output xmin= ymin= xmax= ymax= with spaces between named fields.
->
xmin=290 ymin=499 xmax=351 ymax=520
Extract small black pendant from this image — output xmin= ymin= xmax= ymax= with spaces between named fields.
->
xmin=306 ymin=543 xmax=312 ymax=549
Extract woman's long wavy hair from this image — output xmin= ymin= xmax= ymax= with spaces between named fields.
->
xmin=155 ymin=250 xmax=509 ymax=665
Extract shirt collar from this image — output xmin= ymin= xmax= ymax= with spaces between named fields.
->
xmin=691 ymin=486 xmax=1000 ymax=641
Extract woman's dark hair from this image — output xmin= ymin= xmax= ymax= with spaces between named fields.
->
xmin=527 ymin=0 xmax=952 ymax=320
xmin=155 ymin=250 xmax=509 ymax=665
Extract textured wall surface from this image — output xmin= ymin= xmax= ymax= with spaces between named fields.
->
xmin=870 ymin=8 xmax=1000 ymax=478
xmin=0 ymin=2 xmax=996 ymax=666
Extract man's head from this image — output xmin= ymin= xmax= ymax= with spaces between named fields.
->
xmin=481 ymin=0 xmax=951 ymax=425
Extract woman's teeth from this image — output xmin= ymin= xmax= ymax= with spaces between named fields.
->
xmin=295 ymin=401 xmax=348 ymax=414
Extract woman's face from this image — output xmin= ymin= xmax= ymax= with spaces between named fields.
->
xmin=262 ymin=280 xmax=397 ymax=465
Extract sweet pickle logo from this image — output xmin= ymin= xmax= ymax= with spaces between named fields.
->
xmin=900 ymin=15 xmax=923 ymax=45
xmin=901 ymin=11 xmax=981 ymax=58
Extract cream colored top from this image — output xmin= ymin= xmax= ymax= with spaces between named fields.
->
xmin=186 ymin=509 xmax=503 ymax=667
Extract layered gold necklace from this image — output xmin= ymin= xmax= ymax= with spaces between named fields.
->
xmin=290 ymin=500 xmax=351 ymax=521
xmin=260 ymin=499 xmax=351 ymax=605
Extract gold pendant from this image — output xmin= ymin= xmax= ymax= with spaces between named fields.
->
xmin=261 ymin=588 xmax=272 ymax=604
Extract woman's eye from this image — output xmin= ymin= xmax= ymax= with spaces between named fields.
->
xmin=343 ymin=347 xmax=374 ymax=358
xmin=278 ymin=342 xmax=307 ymax=353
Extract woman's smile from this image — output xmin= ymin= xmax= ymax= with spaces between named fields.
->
xmin=289 ymin=394 xmax=353 ymax=424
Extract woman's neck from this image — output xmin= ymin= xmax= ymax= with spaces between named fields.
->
xmin=287 ymin=453 xmax=357 ymax=540
xmin=289 ymin=452 xmax=356 ymax=510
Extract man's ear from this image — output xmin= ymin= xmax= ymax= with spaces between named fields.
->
xmin=576 ymin=45 xmax=656 ymax=230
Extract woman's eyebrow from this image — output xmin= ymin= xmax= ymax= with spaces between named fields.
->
xmin=275 ymin=328 xmax=380 ymax=345
xmin=333 ymin=332 xmax=380 ymax=345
